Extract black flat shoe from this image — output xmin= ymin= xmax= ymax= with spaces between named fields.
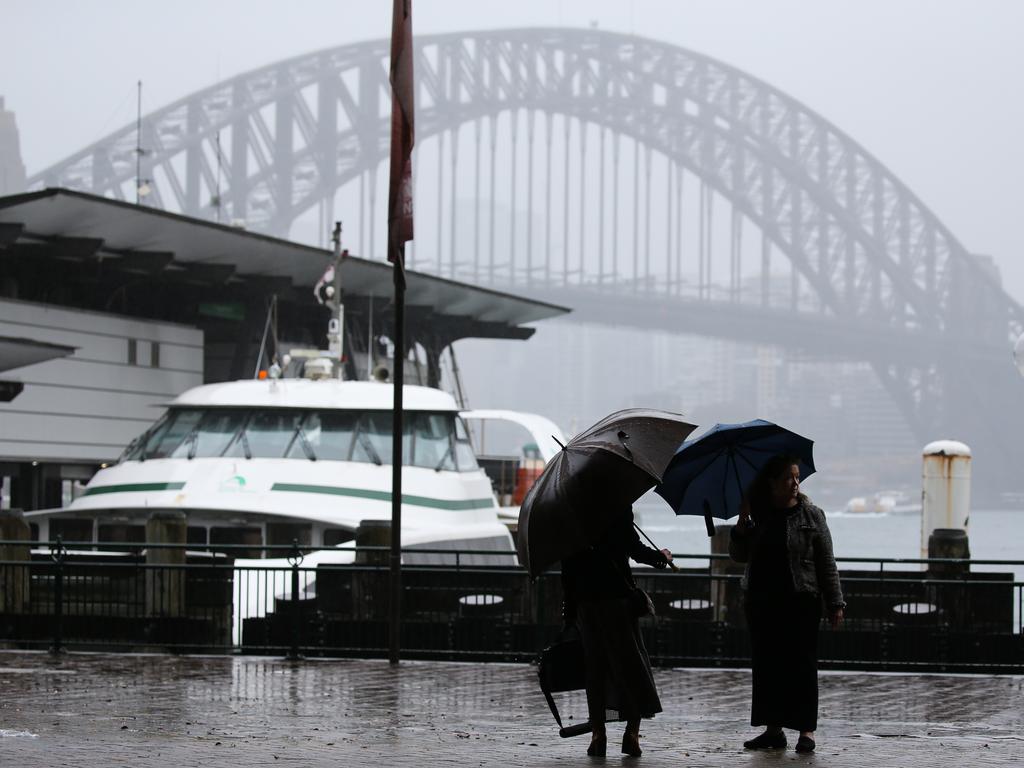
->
xmin=587 ymin=735 xmax=606 ymax=757
xmin=744 ymin=730 xmax=787 ymax=750
xmin=795 ymin=735 xmax=815 ymax=753
xmin=621 ymin=731 xmax=642 ymax=757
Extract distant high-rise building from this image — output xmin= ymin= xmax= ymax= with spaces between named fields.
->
xmin=0 ymin=97 xmax=27 ymax=195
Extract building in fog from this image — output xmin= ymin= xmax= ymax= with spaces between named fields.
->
xmin=0 ymin=97 xmax=27 ymax=195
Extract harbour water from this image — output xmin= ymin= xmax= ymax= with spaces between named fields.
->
xmin=635 ymin=498 xmax=1024 ymax=581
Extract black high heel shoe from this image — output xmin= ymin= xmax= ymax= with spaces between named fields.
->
xmin=621 ymin=730 xmax=642 ymax=757
xmin=587 ymin=734 xmax=607 ymax=757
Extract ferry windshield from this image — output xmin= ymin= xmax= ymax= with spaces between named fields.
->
xmin=121 ymin=409 xmax=478 ymax=471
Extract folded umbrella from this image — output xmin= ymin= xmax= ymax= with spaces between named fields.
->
xmin=654 ymin=419 xmax=815 ymax=536
xmin=517 ymin=408 xmax=696 ymax=578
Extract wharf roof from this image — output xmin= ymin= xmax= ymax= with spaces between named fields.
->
xmin=0 ymin=188 xmax=569 ymax=333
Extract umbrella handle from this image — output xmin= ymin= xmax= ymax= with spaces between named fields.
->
xmin=633 ymin=521 xmax=678 ymax=571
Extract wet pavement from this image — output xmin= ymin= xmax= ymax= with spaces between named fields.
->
xmin=1 ymin=651 xmax=1022 ymax=767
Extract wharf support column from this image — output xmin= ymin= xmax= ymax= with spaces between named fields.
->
xmin=920 ymin=441 xmax=971 ymax=559
xmin=145 ymin=512 xmax=187 ymax=619
xmin=0 ymin=509 xmax=31 ymax=625
xmin=921 ymin=441 xmax=971 ymax=631
xmin=354 ymin=520 xmax=391 ymax=622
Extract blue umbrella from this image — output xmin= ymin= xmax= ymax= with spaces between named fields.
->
xmin=654 ymin=419 xmax=815 ymax=535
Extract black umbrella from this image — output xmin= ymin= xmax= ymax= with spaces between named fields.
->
xmin=516 ymin=408 xmax=696 ymax=578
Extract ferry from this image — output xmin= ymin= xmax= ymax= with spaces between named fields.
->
xmin=25 ymin=365 xmax=531 ymax=565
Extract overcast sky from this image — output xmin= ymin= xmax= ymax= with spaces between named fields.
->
xmin=5 ymin=1 xmax=1023 ymax=299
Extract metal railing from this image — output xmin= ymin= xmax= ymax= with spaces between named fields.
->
xmin=1 ymin=540 xmax=1021 ymax=672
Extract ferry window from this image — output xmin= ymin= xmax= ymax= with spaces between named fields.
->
xmin=171 ymin=410 xmax=247 ymax=458
xmin=98 ymin=524 xmax=145 ymax=544
xmin=267 ymin=522 xmax=312 ymax=548
xmin=120 ymin=412 xmax=170 ymax=462
xmin=454 ymin=416 xmax=479 ymax=472
xmin=49 ymin=518 xmax=93 ymax=544
xmin=287 ymin=412 xmax=358 ymax=461
xmin=224 ymin=411 xmax=303 ymax=459
xmin=210 ymin=526 xmax=262 ymax=559
xmin=324 ymin=528 xmax=355 ymax=547
xmin=352 ymin=413 xmax=411 ymax=466
xmin=412 ymin=414 xmax=456 ymax=471
xmin=145 ymin=409 xmax=204 ymax=459
xmin=187 ymin=526 xmax=208 ymax=545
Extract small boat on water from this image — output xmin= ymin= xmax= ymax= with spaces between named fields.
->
xmin=844 ymin=489 xmax=921 ymax=515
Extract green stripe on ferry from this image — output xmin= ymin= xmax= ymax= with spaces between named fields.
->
xmin=270 ymin=482 xmax=495 ymax=511
xmin=83 ymin=482 xmax=186 ymax=496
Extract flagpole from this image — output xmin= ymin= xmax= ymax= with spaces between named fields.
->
xmin=389 ymin=245 xmax=405 ymax=665
xmin=387 ymin=0 xmax=414 ymax=666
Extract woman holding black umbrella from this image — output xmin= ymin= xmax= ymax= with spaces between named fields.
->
xmin=561 ymin=505 xmax=673 ymax=757
xmin=729 ymin=454 xmax=845 ymax=754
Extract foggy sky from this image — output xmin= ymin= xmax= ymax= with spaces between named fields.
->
xmin=5 ymin=0 xmax=1024 ymax=300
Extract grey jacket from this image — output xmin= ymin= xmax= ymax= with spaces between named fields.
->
xmin=728 ymin=497 xmax=845 ymax=610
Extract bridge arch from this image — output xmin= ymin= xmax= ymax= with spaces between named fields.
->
xmin=31 ymin=28 xmax=1022 ymax=343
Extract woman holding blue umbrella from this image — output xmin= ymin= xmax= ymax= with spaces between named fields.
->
xmin=730 ymin=454 xmax=844 ymax=754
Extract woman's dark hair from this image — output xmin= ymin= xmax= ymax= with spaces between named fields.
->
xmin=746 ymin=454 xmax=806 ymax=516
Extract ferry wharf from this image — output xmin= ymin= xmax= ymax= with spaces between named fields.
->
xmin=1 ymin=651 xmax=1021 ymax=767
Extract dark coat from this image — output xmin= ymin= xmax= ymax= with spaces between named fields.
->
xmin=561 ymin=509 xmax=667 ymax=622
xmin=729 ymin=497 xmax=845 ymax=610
xmin=560 ymin=508 xmax=667 ymax=723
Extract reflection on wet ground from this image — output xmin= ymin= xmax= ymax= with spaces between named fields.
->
xmin=1 ymin=651 xmax=1022 ymax=766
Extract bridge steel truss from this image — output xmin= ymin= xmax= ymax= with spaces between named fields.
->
xmin=30 ymin=28 xmax=1024 ymax=493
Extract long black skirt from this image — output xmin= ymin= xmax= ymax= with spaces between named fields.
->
xmin=745 ymin=592 xmax=822 ymax=732
xmin=577 ymin=598 xmax=662 ymax=724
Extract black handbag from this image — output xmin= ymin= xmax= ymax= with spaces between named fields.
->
xmin=537 ymin=627 xmax=592 ymax=737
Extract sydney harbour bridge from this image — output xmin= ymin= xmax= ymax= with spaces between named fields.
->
xmin=29 ymin=28 xmax=1024 ymax=494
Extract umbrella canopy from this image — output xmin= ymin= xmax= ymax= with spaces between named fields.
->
xmin=654 ymin=419 xmax=815 ymax=535
xmin=516 ymin=408 xmax=696 ymax=578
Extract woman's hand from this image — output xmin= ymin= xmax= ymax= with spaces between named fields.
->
xmin=829 ymin=607 xmax=845 ymax=628
xmin=735 ymin=498 xmax=752 ymax=532
xmin=659 ymin=548 xmax=673 ymax=565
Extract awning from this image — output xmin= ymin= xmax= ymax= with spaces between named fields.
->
xmin=0 ymin=188 xmax=569 ymax=332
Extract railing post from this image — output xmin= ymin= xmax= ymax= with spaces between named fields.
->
xmin=50 ymin=536 xmax=66 ymax=655
xmin=287 ymin=538 xmax=303 ymax=660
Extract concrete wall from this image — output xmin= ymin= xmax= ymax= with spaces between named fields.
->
xmin=0 ymin=299 xmax=203 ymax=463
